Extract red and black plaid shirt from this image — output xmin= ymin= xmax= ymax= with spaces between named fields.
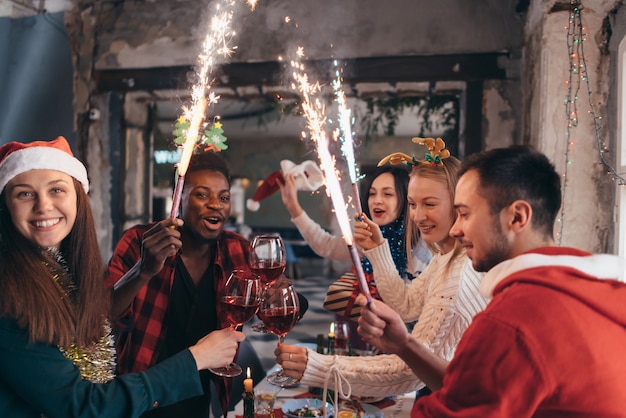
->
xmin=105 ymin=223 xmax=249 ymax=411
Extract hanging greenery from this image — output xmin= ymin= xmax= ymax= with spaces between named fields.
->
xmin=359 ymin=94 xmax=459 ymax=141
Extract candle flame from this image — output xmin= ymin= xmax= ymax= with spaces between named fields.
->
xmin=246 ymin=366 xmax=251 ymax=379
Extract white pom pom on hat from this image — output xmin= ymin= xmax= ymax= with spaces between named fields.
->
xmin=246 ymin=159 xmax=324 ymax=212
xmin=0 ymin=136 xmax=89 ymax=193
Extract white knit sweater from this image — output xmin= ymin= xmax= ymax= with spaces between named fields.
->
xmin=300 ymin=241 xmax=487 ymax=397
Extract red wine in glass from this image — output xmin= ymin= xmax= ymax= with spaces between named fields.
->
xmin=334 ymin=337 xmax=349 ymax=352
xmin=249 ymin=233 xmax=287 ymax=286
xmin=208 ymin=270 xmax=262 ymax=377
xmin=257 ymin=306 xmax=299 ymax=336
xmin=251 ymin=261 xmax=286 ymax=286
xmin=260 ymin=277 xmax=300 ymax=387
xmin=221 ymin=295 xmax=261 ymax=326
xmin=332 ymin=321 xmax=350 ymax=355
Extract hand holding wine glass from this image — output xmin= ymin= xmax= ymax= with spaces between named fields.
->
xmin=209 ymin=269 xmax=262 ymax=377
xmin=249 ymin=233 xmax=287 ymax=287
xmin=258 ymin=276 xmax=301 ymax=387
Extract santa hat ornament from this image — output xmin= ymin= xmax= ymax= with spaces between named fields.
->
xmin=0 ymin=136 xmax=89 ymax=194
xmin=246 ymin=160 xmax=324 ymax=211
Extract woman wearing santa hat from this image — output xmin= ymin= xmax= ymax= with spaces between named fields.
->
xmin=0 ymin=137 xmax=243 ymax=417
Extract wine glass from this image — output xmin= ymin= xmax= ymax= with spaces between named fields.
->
xmin=331 ymin=321 xmax=350 ymax=355
xmin=258 ymin=277 xmax=300 ymax=387
xmin=249 ymin=233 xmax=287 ymax=287
xmin=208 ymin=269 xmax=262 ymax=377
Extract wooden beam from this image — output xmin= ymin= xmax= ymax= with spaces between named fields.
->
xmin=94 ymin=52 xmax=508 ymax=93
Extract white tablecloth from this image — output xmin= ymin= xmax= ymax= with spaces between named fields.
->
xmin=232 ymin=368 xmax=416 ymax=418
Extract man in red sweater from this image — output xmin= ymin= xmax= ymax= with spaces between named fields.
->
xmin=358 ymin=145 xmax=626 ymax=416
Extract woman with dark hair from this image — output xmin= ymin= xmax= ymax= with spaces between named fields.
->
xmin=280 ymin=164 xmax=429 ymax=285
xmin=0 ymin=137 xmax=243 ymax=418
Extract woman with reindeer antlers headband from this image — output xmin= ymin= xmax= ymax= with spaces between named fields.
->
xmin=275 ymin=138 xmax=487 ymax=399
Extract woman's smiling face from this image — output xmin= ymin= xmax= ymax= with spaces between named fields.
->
xmin=407 ymin=173 xmax=456 ymax=254
xmin=5 ymin=169 xmax=77 ymax=249
xmin=367 ymin=172 xmax=401 ymax=227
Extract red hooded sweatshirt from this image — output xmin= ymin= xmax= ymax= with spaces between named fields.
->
xmin=412 ymin=247 xmax=626 ymax=417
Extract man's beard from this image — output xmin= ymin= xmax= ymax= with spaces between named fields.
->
xmin=473 ymin=221 xmax=510 ymax=272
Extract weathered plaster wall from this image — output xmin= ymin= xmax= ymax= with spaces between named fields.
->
xmin=483 ymin=79 xmax=520 ymax=149
xmin=91 ymin=0 xmax=524 ymax=69
xmin=525 ymin=0 xmax=620 ymax=252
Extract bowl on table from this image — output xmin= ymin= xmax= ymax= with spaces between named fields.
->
xmin=281 ymin=398 xmax=334 ymax=418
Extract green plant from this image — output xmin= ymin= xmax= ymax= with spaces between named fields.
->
xmin=360 ymin=95 xmax=459 ymax=141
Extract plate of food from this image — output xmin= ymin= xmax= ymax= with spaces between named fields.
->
xmin=281 ymin=398 xmax=334 ymax=418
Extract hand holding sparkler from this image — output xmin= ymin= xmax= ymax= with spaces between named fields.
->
xmin=356 ymin=295 xmax=412 ymax=355
xmin=353 ymin=213 xmax=385 ymax=251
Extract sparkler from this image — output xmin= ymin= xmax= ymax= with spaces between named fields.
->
xmin=290 ymin=52 xmax=372 ymax=304
xmin=331 ymin=60 xmax=362 ymax=217
xmin=170 ymin=0 xmax=249 ymax=218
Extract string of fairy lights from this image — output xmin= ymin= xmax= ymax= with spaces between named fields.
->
xmin=556 ymin=0 xmax=626 ymax=244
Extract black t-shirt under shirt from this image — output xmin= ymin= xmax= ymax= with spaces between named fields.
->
xmin=143 ymin=255 xmax=217 ymax=418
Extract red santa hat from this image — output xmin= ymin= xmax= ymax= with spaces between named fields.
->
xmin=246 ymin=159 xmax=324 ymax=212
xmin=0 ymin=136 xmax=89 ymax=194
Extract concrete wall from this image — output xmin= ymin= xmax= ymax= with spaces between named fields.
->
xmin=91 ymin=0 xmax=523 ymax=69
xmin=525 ymin=0 xmax=620 ymax=252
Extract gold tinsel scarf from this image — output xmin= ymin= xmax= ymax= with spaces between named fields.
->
xmin=46 ymin=248 xmax=116 ymax=383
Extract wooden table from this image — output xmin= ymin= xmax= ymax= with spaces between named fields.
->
xmin=232 ymin=367 xmax=416 ymax=418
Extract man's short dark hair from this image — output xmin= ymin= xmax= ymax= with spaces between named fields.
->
xmin=186 ymin=151 xmax=230 ymax=186
xmin=459 ymin=145 xmax=561 ymax=238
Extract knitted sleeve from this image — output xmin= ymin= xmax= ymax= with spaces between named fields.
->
xmin=364 ymin=240 xmax=428 ymax=322
xmin=291 ymin=212 xmax=351 ymax=261
xmin=300 ymin=348 xmax=426 ymax=398
xmin=410 ymin=256 xmax=486 ymax=362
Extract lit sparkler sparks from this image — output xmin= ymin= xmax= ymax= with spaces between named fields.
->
xmin=331 ymin=60 xmax=362 ymax=216
xmin=170 ymin=0 xmax=249 ymax=218
xmin=290 ymin=53 xmax=372 ymax=303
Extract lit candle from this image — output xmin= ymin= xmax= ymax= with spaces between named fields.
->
xmin=327 ymin=322 xmax=336 ymax=355
xmin=243 ymin=366 xmax=254 ymax=418
xmin=244 ymin=367 xmax=253 ymax=393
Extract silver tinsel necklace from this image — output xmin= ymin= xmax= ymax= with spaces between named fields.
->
xmin=44 ymin=247 xmax=116 ymax=384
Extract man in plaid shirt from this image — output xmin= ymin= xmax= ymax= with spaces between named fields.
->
xmin=106 ymin=151 xmax=250 ymax=418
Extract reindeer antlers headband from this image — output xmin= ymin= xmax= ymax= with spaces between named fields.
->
xmin=377 ymin=137 xmax=451 ymax=168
